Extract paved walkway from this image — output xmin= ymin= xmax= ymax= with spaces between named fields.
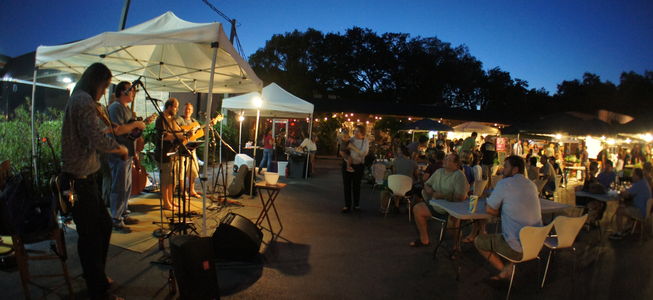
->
xmin=2 ymin=158 xmax=653 ymax=299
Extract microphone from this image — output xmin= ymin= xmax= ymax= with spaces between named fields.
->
xmin=125 ymin=76 xmax=143 ymax=94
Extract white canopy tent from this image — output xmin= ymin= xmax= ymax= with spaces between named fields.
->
xmin=453 ymin=121 xmax=500 ymax=135
xmin=223 ymin=83 xmax=314 ymax=190
xmin=32 ymin=11 xmax=263 ymax=236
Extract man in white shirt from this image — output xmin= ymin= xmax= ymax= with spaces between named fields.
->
xmin=475 ymin=155 xmax=542 ymax=280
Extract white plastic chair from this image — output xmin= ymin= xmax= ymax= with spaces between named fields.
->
xmin=541 ymin=215 xmax=588 ymax=288
xmin=533 ymin=179 xmax=547 ymax=196
xmin=630 ymin=198 xmax=653 ymax=242
xmin=496 ymin=222 xmax=553 ymax=300
xmin=387 ymin=174 xmax=413 ymax=222
xmin=370 ymin=163 xmax=387 ymax=202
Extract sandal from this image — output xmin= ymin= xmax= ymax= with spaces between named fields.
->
xmin=409 ymin=239 xmax=430 ymax=247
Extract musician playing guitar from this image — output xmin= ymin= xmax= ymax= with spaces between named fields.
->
xmin=177 ymin=102 xmax=223 ymax=198
xmin=155 ymin=98 xmax=190 ymax=210
xmin=106 ymin=81 xmax=154 ymax=232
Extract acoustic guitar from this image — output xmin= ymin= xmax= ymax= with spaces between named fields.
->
xmin=180 ymin=114 xmax=223 ymax=142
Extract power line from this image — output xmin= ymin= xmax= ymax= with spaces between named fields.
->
xmin=201 ymin=0 xmax=232 ymax=23
xmin=201 ymin=0 xmax=246 ymax=58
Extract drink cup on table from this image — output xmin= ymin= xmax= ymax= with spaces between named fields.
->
xmin=469 ymin=195 xmax=479 ymax=213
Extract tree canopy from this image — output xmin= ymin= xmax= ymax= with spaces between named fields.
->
xmin=249 ymin=27 xmax=652 ymax=120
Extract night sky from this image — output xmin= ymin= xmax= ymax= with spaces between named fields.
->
xmin=1 ymin=0 xmax=652 ymax=93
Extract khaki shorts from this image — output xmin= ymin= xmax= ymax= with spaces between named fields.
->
xmin=475 ymin=233 xmax=523 ymax=261
xmin=180 ymin=153 xmax=199 ymax=179
xmin=623 ymin=205 xmax=644 ymax=220
xmin=159 ymin=158 xmax=185 ymax=187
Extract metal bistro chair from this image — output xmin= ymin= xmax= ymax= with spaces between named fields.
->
xmin=370 ymin=163 xmax=387 ymax=202
xmin=541 ymin=215 xmax=588 ymax=288
xmin=630 ymin=198 xmax=653 ymax=242
xmin=386 ymin=175 xmax=413 ymax=222
xmin=496 ymin=222 xmax=553 ymax=300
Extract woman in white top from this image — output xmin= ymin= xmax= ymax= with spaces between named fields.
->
xmin=298 ymin=134 xmax=318 ymax=175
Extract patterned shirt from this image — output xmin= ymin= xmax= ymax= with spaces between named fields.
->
xmin=61 ymin=90 xmax=120 ymax=177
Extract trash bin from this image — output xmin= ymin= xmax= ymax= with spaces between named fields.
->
xmin=288 ymin=154 xmax=307 ymax=179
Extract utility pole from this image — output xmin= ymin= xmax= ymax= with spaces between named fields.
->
xmin=118 ymin=0 xmax=131 ymax=30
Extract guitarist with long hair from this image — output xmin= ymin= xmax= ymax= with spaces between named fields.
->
xmin=61 ymin=63 xmax=127 ymax=300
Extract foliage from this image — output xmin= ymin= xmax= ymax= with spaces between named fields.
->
xmin=0 ymin=101 xmax=63 ymax=192
xmin=250 ymin=27 xmax=653 ymax=119
xmin=373 ymin=117 xmax=403 ymax=135
xmin=313 ymin=114 xmax=342 ymax=155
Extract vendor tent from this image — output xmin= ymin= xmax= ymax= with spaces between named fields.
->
xmin=32 ymin=11 xmax=263 ymax=236
xmin=453 ymin=121 xmax=500 ymax=135
xmin=223 ymin=83 xmax=315 ymax=189
xmin=502 ymin=112 xmax=615 ymax=136
xmin=222 ymin=83 xmax=313 ymax=117
xmin=402 ymin=119 xmax=453 ymax=131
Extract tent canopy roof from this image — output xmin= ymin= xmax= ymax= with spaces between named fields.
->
xmin=402 ymin=119 xmax=453 ymax=131
xmin=453 ymin=121 xmax=500 ymax=135
xmin=35 ymin=11 xmax=262 ymax=94
xmin=222 ymin=83 xmax=314 ymax=118
xmin=501 ymin=112 xmax=615 ymax=136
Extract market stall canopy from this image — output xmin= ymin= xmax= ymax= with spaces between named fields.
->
xmin=453 ymin=121 xmax=500 ymax=135
xmin=222 ymin=83 xmax=314 ymax=117
xmin=35 ymin=11 xmax=262 ymax=93
xmin=501 ymin=112 xmax=615 ymax=136
xmin=619 ymin=116 xmax=653 ymax=134
xmin=402 ymin=119 xmax=453 ymax=131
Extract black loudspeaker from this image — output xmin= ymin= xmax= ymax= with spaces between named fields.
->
xmin=170 ymin=235 xmax=220 ymax=300
xmin=212 ymin=213 xmax=262 ymax=261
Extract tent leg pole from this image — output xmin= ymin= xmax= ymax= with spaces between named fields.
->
xmin=251 ymin=109 xmax=261 ymax=197
xmin=200 ymin=43 xmax=219 ymax=236
xmin=30 ymin=68 xmax=38 ymax=184
xmin=305 ymin=114 xmax=313 ymax=179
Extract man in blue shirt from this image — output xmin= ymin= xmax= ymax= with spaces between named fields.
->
xmin=596 ymin=160 xmax=617 ymax=189
xmin=475 ymin=155 xmax=542 ymax=280
xmin=610 ymin=168 xmax=651 ymax=240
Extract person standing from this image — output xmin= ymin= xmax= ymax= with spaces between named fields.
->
xmin=61 ymin=63 xmax=128 ymax=300
xmin=480 ymin=136 xmax=498 ymax=182
xmin=107 ymin=81 xmax=144 ymax=231
xmin=259 ymin=128 xmax=274 ymax=174
xmin=341 ymin=125 xmax=369 ymax=213
xmin=459 ymin=132 xmax=478 ymax=154
xmin=155 ymin=98 xmax=186 ymax=210
xmin=298 ymin=133 xmax=318 ymax=176
xmin=177 ymin=102 xmax=202 ymax=197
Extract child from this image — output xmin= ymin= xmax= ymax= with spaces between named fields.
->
xmin=339 ymin=129 xmax=354 ymax=172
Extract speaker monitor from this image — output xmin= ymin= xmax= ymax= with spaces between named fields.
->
xmin=212 ymin=213 xmax=262 ymax=261
xmin=170 ymin=235 xmax=219 ymax=300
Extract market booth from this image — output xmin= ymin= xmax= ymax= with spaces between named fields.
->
xmin=222 ymin=83 xmax=315 ymax=193
xmin=33 ymin=11 xmax=263 ymax=234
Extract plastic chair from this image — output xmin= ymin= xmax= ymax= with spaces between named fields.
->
xmin=541 ymin=215 xmax=588 ymax=288
xmin=533 ymin=179 xmax=547 ymax=196
xmin=630 ymin=198 xmax=653 ymax=242
xmin=387 ymin=175 xmax=413 ymax=222
xmin=370 ymin=163 xmax=387 ymax=202
xmin=496 ymin=222 xmax=553 ymax=300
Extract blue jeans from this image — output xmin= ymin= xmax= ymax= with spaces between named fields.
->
xmin=109 ymin=155 xmax=132 ymax=222
xmin=259 ymin=148 xmax=274 ymax=171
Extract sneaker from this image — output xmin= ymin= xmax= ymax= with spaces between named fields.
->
xmin=341 ymin=206 xmax=351 ymax=213
xmin=608 ymin=232 xmax=624 ymax=240
xmin=353 ymin=206 xmax=361 ymax=212
xmin=123 ymin=216 xmax=139 ymax=225
xmin=113 ymin=221 xmax=132 ymax=233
